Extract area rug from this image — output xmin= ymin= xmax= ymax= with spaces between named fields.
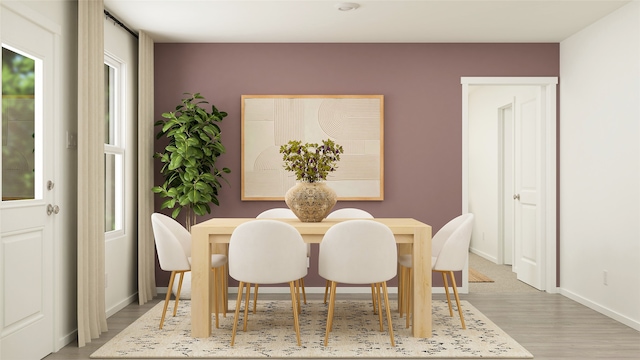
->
xmin=469 ymin=268 xmax=494 ymax=283
xmin=91 ymin=299 xmax=532 ymax=359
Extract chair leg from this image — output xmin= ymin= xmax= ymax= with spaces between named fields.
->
xmin=253 ymin=283 xmax=259 ymax=314
xmin=371 ymin=284 xmax=378 ymax=315
xmin=323 ymin=280 xmax=330 ymax=304
xmin=300 ymin=277 xmax=307 ymax=304
xmin=405 ymin=266 xmax=412 ymax=329
xmin=231 ymin=281 xmax=245 ymax=346
xmin=173 ymin=271 xmax=185 ymax=317
xmin=382 ymin=281 xmax=395 ymax=347
xmin=296 ymin=280 xmax=302 ymax=313
xmin=243 ymin=282 xmax=251 ymax=331
xmin=324 ymin=281 xmax=337 ymax=346
xmin=448 ymin=271 xmax=466 ymax=329
xmin=398 ymin=265 xmax=404 ymax=316
xmin=375 ymin=283 xmax=384 ymax=331
xmin=441 ymin=271 xmax=454 ymax=317
xmin=289 ymin=281 xmax=302 ymax=346
xmin=160 ymin=271 xmax=177 ymax=329
xmin=212 ymin=267 xmax=219 ymax=328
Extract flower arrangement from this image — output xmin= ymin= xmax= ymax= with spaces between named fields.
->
xmin=279 ymin=139 xmax=344 ymax=183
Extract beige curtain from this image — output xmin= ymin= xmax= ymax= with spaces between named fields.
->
xmin=77 ymin=0 xmax=107 ymax=347
xmin=138 ymin=31 xmax=157 ymax=305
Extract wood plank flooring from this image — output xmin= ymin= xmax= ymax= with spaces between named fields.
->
xmin=44 ymin=291 xmax=639 ymax=360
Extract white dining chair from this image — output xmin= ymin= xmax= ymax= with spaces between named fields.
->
xmin=398 ymin=213 xmax=474 ymax=329
xmin=228 ymin=219 xmax=308 ymax=346
xmin=151 ymin=213 xmax=227 ymax=329
xmin=324 ymin=208 xmax=376 ymax=309
xmin=255 ymin=208 xmax=308 ymax=308
xmin=319 ymin=220 xmax=397 ymax=347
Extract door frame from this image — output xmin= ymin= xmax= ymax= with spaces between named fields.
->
xmin=461 ymin=76 xmax=558 ymax=293
xmin=498 ymin=101 xmax=514 ymax=266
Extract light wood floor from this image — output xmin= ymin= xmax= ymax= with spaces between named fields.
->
xmin=45 ymin=270 xmax=640 ymax=359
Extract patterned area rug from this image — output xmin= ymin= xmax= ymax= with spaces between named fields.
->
xmin=91 ymin=299 xmax=532 ymax=359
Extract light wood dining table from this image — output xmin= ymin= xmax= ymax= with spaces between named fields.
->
xmin=190 ymin=217 xmax=432 ymax=338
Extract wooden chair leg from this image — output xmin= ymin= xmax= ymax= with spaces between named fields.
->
xmin=324 ymin=281 xmax=337 ymax=346
xmin=253 ymin=283 xmax=259 ymax=314
xmin=440 ymin=271 xmax=454 ymax=317
xmin=405 ymin=267 xmax=412 ymax=329
xmin=300 ymin=277 xmax=307 ymax=304
xmin=448 ymin=271 xmax=466 ymax=329
xmin=398 ymin=266 xmax=404 ymax=316
xmin=289 ymin=281 xmax=302 ymax=346
xmin=382 ymin=281 xmax=395 ymax=347
xmin=173 ymin=271 xmax=185 ymax=317
xmin=375 ymin=283 xmax=384 ymax=331
xmin=294 ymin=279 xmax=302 ymax=313
xmin=243 ymin=282 xmax=251 ymax=331
xmin=231 ymin=281 xmax=245 ymax=346
xmin=160 ymin=271 xmax=177 ymax=329
xmin=212 ymin=267 xmax=219 ymax=328
xmin=371 ymin=284 xmax=378 ymax=314
xmin=323 ymin=280 xmax=330 ymax=304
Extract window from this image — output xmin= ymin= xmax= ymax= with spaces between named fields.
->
xmin=2 ymin=45 xmax=42 ymax=202
xmin=104 ymin=55 xmax=124 ymax=234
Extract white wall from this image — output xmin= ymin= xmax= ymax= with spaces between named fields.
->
xmin=104 ymin=17 xmax=138 ymax=317
xmin=468 ymin=85 xmax=536 ymax=263
xmin=560 ymin=1 xmax=640 ymax=330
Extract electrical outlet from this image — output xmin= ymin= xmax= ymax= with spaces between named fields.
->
xmin=603 ymin=270 xmax=608 ymax=286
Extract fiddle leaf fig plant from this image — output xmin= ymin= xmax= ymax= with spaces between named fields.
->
xmin=152 ymin=93 xmax=230 ymax=229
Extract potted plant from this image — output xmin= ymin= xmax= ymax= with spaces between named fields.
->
xmin=153 ymin=93 xmax=230 ymax=230
xmin=279 ymin=139 xmax=343 ymax=222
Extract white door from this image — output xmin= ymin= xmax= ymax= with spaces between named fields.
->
xmin=1 ymin=5 xmax=56 ymax=359
xmin=513 ymin=95 xmax=543 ymax=289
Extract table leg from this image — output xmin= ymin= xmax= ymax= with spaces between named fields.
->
xmin=191 ymin=226 xmax=211 ymax=337
xmin=411 ymin=225 xmax=432 ymax=337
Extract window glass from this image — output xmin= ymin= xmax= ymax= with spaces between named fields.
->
xmin=2 ymin=46 xmax=36 ymax=201
xmin=104 ymin=57 xmax=123 ymax=234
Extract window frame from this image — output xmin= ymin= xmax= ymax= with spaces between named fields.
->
xmin=103 ymin=52 xmax=126 ymax=239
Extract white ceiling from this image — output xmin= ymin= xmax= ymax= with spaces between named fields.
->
xmin=103 ymin=0 xmax=630 ymax=43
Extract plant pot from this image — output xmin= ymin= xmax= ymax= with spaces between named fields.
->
xmin=285 ymin=182 xmax=337 ymax=222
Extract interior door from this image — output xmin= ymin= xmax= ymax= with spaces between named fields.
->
xmin=1 ymin=5 xmax=56 ymax=359
xmin=513 ymin=95 xmax=543 ymax=289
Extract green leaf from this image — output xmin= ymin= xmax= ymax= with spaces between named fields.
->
xmin=168 ymin=155 xmax=183 ymax=170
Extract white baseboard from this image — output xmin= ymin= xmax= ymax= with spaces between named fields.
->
xmin=469 ymin=247 xmax=498 ymax=263
xmin=106 ymin=293 xmax=138 ymax=318
xmin=560 ymin=288 xmax=640 ymax=331
xmin=55 ymin=329 xmax=77 ymax=352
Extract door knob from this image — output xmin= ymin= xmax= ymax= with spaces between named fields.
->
xmin=513 ymin=194 xmax=520 ymax=200
xmin=47 ymin=204 xmax=60 ymax=215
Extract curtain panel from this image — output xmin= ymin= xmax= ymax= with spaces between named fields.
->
xmin=77 ymin=0 xmax=107 ymax=347
xmin=138 ymin=31 xmax=157 ymax=305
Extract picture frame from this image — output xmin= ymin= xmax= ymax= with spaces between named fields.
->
xmin=241 ymin=95 xmax=384 ymax=201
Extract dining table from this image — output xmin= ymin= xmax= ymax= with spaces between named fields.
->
xmin=190 ymin=217 xmax=432 ymax=338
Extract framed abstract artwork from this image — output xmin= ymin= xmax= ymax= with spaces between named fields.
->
xmin=241 ymin=95 xmax=384 ymax=201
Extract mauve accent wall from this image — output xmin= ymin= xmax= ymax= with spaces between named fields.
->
xmin=154 ymin=43 xmax=559 ymax=287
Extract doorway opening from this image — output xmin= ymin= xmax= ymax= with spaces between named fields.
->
xmin=461 ymin=77 xmax=558 ymax=293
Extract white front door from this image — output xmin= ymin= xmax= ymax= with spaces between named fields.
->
xmin=1 ymin=4 xmax=56 ymax=359
xmin=513 ymin=95 xmax=543 ymax=290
